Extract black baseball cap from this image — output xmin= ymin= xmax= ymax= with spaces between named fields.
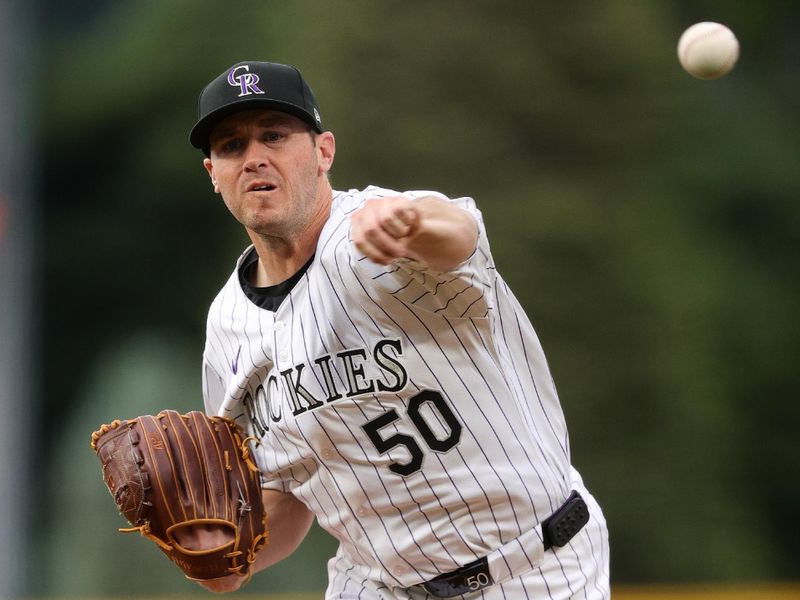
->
xmin=189 ymin=61 xmax=324 ymax=155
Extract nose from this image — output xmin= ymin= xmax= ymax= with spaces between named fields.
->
xmin=242 ymin=139 xmax=270 ymax=172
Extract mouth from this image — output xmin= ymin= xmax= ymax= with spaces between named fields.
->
xmin=248 ymin=182 xmax=277 ymax=193
xmin=247 ymin=180 xmax=277 ymax=192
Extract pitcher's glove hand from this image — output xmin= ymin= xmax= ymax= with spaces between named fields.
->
xmin=90 ymin=410 xmax=268 ymax=584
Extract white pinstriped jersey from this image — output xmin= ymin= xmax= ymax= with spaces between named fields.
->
xmin=202 ymin=186 xmax=576 ymax=589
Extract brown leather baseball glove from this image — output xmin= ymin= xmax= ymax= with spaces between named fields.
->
xmin=90 ymin=410 xmax=268 ymax=583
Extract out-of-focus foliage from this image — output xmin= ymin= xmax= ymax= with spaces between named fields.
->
xmin=35 ymin=0 xmax=799 ymax=596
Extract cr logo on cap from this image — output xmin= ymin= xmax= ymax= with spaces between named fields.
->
xmin=227 ymin=65 xmax=265 ymax=97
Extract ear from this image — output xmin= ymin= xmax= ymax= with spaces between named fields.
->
xmin=316 ymin=132 xmax=336 ymax=175
xmin=203 ymin=158 xmax=220 ymax=193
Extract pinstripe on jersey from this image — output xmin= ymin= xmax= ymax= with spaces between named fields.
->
xmin=202 ymin=186 xmax=583 ymax=589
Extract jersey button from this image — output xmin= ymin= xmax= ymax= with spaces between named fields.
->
xmin=274 ymin=320 xmax=285 ymax=331
xmin=279 ymin=351 xmax=288 ymax=362
xmin=321 ymin=447 xmax=334 ymax=460
xmin=356 ymin=505 xmax=368 ymax=517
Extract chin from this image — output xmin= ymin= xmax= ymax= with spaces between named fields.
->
xmin=242 ymin=209 xmax=277 ymax=231
xmin=246 ymin=221 xmax=276 ymax=236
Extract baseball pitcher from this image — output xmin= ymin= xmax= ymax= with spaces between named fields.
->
xmin=95 ymin=60 xmax=611 ymax=600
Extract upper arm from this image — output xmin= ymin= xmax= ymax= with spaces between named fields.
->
xmin=202 ymin=357 xmax=226 ymax=416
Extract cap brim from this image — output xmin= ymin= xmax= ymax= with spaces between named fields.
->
xmin=189 ymin=98 xmax=323 ymax=153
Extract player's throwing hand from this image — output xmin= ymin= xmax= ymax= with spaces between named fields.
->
xmin=351 ymin=195 xmax=421 ymax=265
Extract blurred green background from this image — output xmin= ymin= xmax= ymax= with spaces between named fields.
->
xmin=10 ymin=0 xmax=800 ymax=597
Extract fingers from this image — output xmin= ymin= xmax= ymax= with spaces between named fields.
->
xmin=172 ymin=523 xmax=230 ymax=551
xmin=382 ymin=205 xmax=418 ymax=238
xmin=351 ymin=196 xmax=420 ymax=265
xmin=380 ymin=213 xmax=409 ymax=238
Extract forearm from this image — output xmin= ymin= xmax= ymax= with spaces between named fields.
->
xmin=251 ymin=489 xmax=315 ymax=571
xmin=404 ymin=195 xmax=479 ymax=272
xmin=351 ymin=194 xmax=479 ymax=272
xmin=197 ymin=489 xmax=314 ymax=593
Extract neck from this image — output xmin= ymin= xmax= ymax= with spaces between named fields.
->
xmin=248 ymin=182 xmax=333 ymax=286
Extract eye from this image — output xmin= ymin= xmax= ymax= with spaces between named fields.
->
xmin=220 ymin=138 xmax=244 ymax=153
xmin=262 ymin=131 xmax=284 ymax=144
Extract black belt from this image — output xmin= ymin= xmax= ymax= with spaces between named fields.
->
xmin=422 ymin=491 xmax=589 ymax=598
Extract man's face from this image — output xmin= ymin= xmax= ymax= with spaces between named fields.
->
xmin=203 ymin=109 xmax=334 ymax=238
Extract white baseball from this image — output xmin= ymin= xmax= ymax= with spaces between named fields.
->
xmin=678 ymin=22 xmax=739 ymax=80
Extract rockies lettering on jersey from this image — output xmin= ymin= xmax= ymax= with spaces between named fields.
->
xmin=202 ymin=186 xmax=574 ymax=588
xmin=243 ymin=339 xmax=409 ymax=436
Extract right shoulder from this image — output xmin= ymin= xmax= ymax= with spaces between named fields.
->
xmin=202 ymin=247 xmax=253 ymax=415
xmin=206 ymin=245 xmax=253 ymax=324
